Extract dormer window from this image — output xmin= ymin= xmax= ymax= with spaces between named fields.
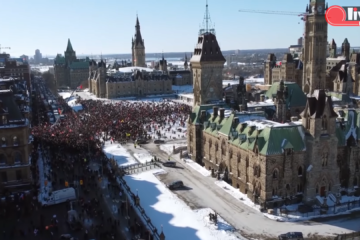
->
xmin=2 ymin=116 xmax=7 ymax=125
xmin=1 ymin=137 xmax=6 ymax=146
xmin=13 ymin=136 xmax=19 ymax=146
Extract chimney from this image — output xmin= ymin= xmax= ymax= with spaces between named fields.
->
xmin=200 ymin=110 xmax=206 ymax=122
xmin=219 ymin=108 xmax=225 ymax=119
xmin=260 ymin=94 xmax=265 ymax=102
xmin=291 ymin=116 xmax=299 ymax=122
xmin=213 ymin=106 xmax=218 ymax=117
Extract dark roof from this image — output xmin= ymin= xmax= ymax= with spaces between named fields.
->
xmin=343 ymin=38 xmax=349 ymax=45
xmin=0 ymin=90 xmax=23 ymax=121
xmin=133 ymin=16 xmax=144 ymax=46
xmin=66 ymin=39 xmax=74 ymax=52
xmin=300 ymin=90 xmax=338 ymax=119
xmin=190 ymin=33 xmax=226 ymax=62
xmin=282 ymin=53 xmax=293 ymax=62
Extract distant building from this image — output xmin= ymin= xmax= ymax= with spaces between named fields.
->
xmin=157 ymin=53 xmax=193 ymax=86
xmin=88 ymin=63 xmax=172 ymax=98
xmin=34 ymin=49 xmax=42 ymax=64
xmin=53 ymin=39 xmax=89 ymax=89
xmin=0 ymin=56 xmax=32 ymax=91
xmin=132 ymin=16 xmax=146 ymax=67
xmin=20 ymin=55 xmax=29 ymax=62
xmin=297 ymin=37 xmax=303 ymax=45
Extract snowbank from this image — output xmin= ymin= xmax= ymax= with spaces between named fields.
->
xmin=215 ymin=180 xmax=261 ymax=211
xmin=103 ymin=142 xmax=137 ymax=167
xmin=184 ymin=159 xmax=211 ymax=177
xmin=124 ymin=170 xmax=239 ymax=240
xmin=159 ymin=143 xmax=187 ymax=155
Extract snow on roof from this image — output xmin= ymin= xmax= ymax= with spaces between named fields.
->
xmin=247 ymin=101 xmax=275 ymax=108
xmin=117 ymin=66 xmax=155 ymax=73
xmin=327 ymin=56 xmax=346 ymax=61
xmin=222 ymin=80 xmax=238 ymax=86
xmin=207 ymin=108 xmax=233 ymax=117
xmin=244 ymin=119 xmax=302 ymax=130
xmin=124 ymin=169 xmax=239 ymax=240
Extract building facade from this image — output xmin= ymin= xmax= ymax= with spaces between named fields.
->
xmin=187 ymin=0 xmax=360 ymax=208
xmin=54 ymin=39 xmax=89 ymax=89
xmin=0 ymin=87 xmax=32 ymax=194
xmin=89 ymin=63 xmax=172 ymax=99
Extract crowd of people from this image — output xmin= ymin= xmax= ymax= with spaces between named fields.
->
xmin=32 ymin=97 xmax=191 ymax=152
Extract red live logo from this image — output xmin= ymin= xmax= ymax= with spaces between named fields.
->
xmin=325 ymin=6 xmax=360 ymax=26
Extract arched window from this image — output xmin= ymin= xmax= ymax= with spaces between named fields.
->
xmin=221 ymin=141 xmax=226 ymax=156
xmin=215 ymin=142 xmax=218 ymax=152
xmin=2 ymin=116 xmax=7 ymax=125
xmin=14 ymin=152 xmax=22 ymax=164
xmin=209 ymin=139 xmax=212 ymax=149
xmin=0 ymin=154 xmax=6 ymax=165
xmin=229 ymin=149 xmax=233 ymax=159
xmin=272 ymin=169 xmax=278 ymax=179
xmin=298 ymin=166 xmax=303 ymax=176
xmin=13 ymin=136 xmax=19 ymax=145
xmin=322 ymin=152 xmax=328 ymax=167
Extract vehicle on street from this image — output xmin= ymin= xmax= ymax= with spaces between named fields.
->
xmin=278 ymin=232 xmax=304 ymax=240
xmin=42 ymin=188 xmax=77 ymax=207
xmin=167 ymin=180 xmax=184 ymax=190
xmin=163 ymin=161 xmax=176 ymax=167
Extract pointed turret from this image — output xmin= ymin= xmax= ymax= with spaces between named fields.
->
xmin=330 ymin=39 xmax=336 ymax=46
xmin=342 ymin=38 xmax=350 ymax=61
xmin=66 ymin=38 xmax=74 ymax=52
xmin=133 ymin=15 xmax=144 ymax=46
xmin=184 ymin=53 xmax=188 ymax=70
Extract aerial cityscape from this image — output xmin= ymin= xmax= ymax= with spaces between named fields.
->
xmin=1 ymin=0 xmax=360 ymax=240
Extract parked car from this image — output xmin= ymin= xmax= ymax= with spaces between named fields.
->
xmin=167 ymin=180 xmax=184 ymax=190
xmin=163 ymin=161 xmax=176 ymax=168
xmin=278 ymin=232 xmax=304 ymax=240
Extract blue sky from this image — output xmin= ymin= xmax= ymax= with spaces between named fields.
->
xmin=1 ymin=0 xmax=359 ymax=57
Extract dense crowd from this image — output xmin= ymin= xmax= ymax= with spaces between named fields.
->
xmin=32 ymin=97 xmax=191 ymax=151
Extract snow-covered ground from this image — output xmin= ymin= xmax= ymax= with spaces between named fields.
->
xmin=133 ymin=152 xmax=153 ymax=164
xmin=58 ymin=92 xmax=84 ymax=112
xmin=159 ymin=143 xmax=187 ymax=156
xmin=124 ymin=169 xmax=240 ymax=240
xmin=172 ymin=84 xmax=193 ymax=93
xmin=184 ymin=159 xmax=211 ymax=177
xmin=103 ymin=142 xmax=137 ymax=167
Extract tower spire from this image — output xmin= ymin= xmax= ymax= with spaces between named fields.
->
xmin=199 ymin=0 xmax=215 ymax=35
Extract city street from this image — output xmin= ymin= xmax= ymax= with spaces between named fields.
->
xmin=131 ymin=140 xmax=360 ymax=239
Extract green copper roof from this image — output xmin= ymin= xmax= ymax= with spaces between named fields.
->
xmin=265 ymin=82 xmax=306 ymax=107
xmin=70 ymin=61 xmax=89 ymax=69
xmin=228 ymin=119 xmax=306 ymax=155
xmin=335 ymin=109 xmax=360 ymax=146
xmin=54 ymin=55 xmax=65 ymax=64
xmin=66 ymin=38 xmax=74 ymax=52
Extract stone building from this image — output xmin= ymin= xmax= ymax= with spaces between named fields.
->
xmin=264 ymin=53 xmax=302 ymax=86
xmin=54 ymin=39 xmax=90 ymax=89
xmin=187 ymin=0 xmax=360 ymax=207
xmin=89 ymin=63 xmax=172 ymax=98
xmin=0 ymin=88 xmax=32 ymax=194
xmin=132 ymin=16 xmax=146 ymax=67
xmin=167 ymin=54 xmax=193 ymax=86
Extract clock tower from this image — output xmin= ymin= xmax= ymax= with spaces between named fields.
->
xmin=302 ymin=0 xmax=328 ymax=94
xmin=190 ymin=2 xmax=226 ymax=106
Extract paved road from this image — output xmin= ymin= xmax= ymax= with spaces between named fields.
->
xmin=132 ymin=141 xmax=360 ymax=239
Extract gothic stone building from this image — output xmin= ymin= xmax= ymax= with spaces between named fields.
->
xmin=54 ymin=39 xmax=89 ymax=89
xmin=88 ymin=62 xmax=172 ymax=98
xmin=132 ymin=16 xmax=146 ymax=68
xmin=188 ymin=89 xmax=360 ymax=207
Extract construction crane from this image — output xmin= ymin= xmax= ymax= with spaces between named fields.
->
xmin=0 ymin=44 xmax=11 ymax=52
xmin=238 ymin=9 xmax=309 ymax=37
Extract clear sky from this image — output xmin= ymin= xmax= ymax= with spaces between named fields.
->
xmin=1 ymin=0 xmax=359 ymax=57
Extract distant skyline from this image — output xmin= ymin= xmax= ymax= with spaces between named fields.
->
xmin=1 ymin=0 xmax=359 ymax=57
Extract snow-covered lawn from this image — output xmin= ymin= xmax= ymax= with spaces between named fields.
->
xmin=103 ymin=142 xmax=137 ymax=167
xmin=184 ymin=159 xmax=211 ymax=177
xmin=159 ymin=143 xmax=187 ymax=155
xmin=215 ymin=180 xmax=261 ymax=211
xmin=124 ymin=170 xmax=239 ymax=240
